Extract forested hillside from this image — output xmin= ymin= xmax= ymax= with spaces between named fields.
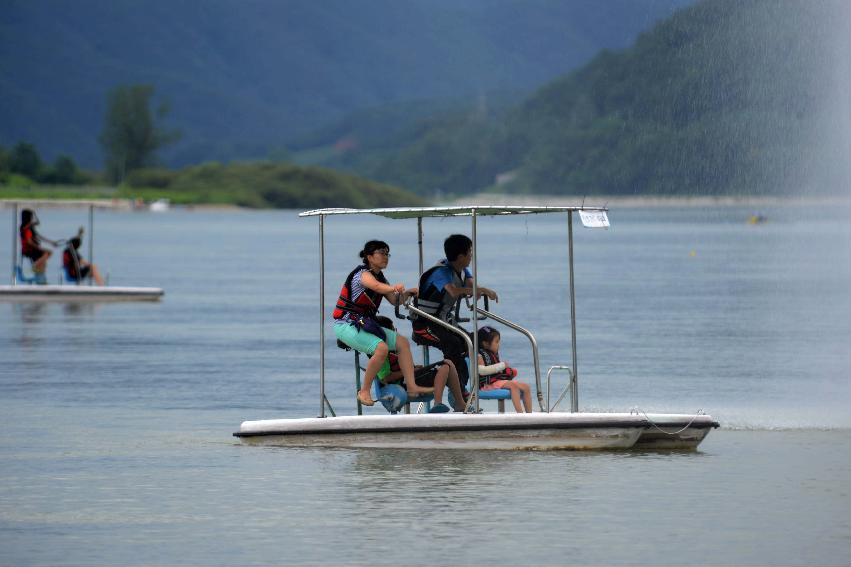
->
xmin=341 ymin=0 xmax=851 ymax=197
xmin=0 ymin=0 xmax=688 ymax=169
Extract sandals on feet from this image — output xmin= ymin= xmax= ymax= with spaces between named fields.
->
xmin=357 ymin=391 xmax=375 ymax=406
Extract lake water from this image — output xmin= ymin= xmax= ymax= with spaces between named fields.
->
xmin=1 ymin=204 xmax=850 ymax=566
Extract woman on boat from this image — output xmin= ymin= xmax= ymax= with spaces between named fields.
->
xmin=19 ymin=208 xmax=56 ymax=275
xmin=333 ymin=240 xmax=433 ymax=406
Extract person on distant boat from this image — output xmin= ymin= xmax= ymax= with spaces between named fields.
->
xmin=477 ymin=326 xmax=532 ymax=413
xmin=334 ymin=240 xmax=433 ymax=406
xmin=375 ymin=316 xmax=466 ymax=413
xmin=63 ymin=236 xmax=105 ymax=285
xmin=411 ymin=234 xmax=498 ymax=396
xmin=19 ymin=208 xmax=57 ymax=277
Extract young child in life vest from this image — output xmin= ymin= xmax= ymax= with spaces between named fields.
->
xmin=477 ymin=326 xmax=532 ymax=413
xmin=376 ymin=316 xmax=467 ymax=412
xmin=63 ymin=235 xmax=105 ymax=285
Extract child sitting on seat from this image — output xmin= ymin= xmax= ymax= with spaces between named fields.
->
xmin=63 ymin=236 xmax=105 ymax=285
xmin=376 ymin=316 xmax=466 ymax=413
xmin=477 ymin=326 xmax=532 ymax=413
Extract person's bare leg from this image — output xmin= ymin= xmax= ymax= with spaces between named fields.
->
xmin=395 ymin=336 xmax=432 ymax=397
xmin=521 ymin=383 xmax=532 ymax=413
xmin=90 ymin=263 xmax=104 ymax=286
xmin=357 ymin=341 xmax=388 ymax=405
xmin=507 ymin=382 xmax=523 ymax=413
xmin=444 ymin=361 xmax=466 ymax=411
xmin=34 ymin=250 xmax=51 ymax=273
xmin=432 ymin=365 xmax=449 ymax=405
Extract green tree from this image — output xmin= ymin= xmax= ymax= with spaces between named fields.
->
xmin=40 ymin=155 xmax=80 ymax=184
xmin=0 ymin=144 xmax=8 ymax=179
xmin=99 ymin=84 xmax=180 ymax=184
xmin=9 ymin=142 xmax=43 ymax=179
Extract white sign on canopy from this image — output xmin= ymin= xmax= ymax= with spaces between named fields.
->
xmin=579 ymin=209 xmax=610 ymax=228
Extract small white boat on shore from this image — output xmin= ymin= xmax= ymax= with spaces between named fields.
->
xmin=234 ymin=205 xmax=718 ymax=450
xmin=149 ymin=198 xmax=170 ymax=212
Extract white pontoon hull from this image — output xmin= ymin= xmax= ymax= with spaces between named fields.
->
xmin=235 ymin=412 xmax=718 ymax=451
xmin=0 ymin=285 xmax=164 ymax=302
xmin=632 ymin=413 xmax=716 ymax=449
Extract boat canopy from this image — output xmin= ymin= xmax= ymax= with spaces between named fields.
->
xmin=299 ymin=204 xmax=607 ymax=219
xmin=301 ymin=203 xmax=611 ymax=417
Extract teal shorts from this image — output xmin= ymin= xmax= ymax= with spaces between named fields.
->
xmin=334 ymin=321 xmax=398 ymax=355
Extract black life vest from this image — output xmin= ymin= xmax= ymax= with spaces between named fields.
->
xmin=333 ymin=265 xmax=388 ymax=320
xmin=414 ymin=260 xmax=467 ymax=322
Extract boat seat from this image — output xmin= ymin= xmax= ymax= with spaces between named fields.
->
xmin=61 ymin=265 xmax=82 ymax=285
xmin=478 ymin=388 xmax=512 ymax=413
xmin=372 ymin=380 xmax=433 ymax=414
xmin=15 ymin=264 xmax=46 ymax=285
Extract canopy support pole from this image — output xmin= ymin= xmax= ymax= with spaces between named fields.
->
xmin=88 ymin=205 xmax=94 ymax=286
xmin=568 ymin=212 xmax=579 ymax=412
xmin=10 ymin=204 xmax=17 ymax=285
xmin=417 ymin=217 xmax=429 ymax=365
xmin=471 ymin=208 xmax=480 ymax=412
xmin=319 ymin=214 xmax=326 ymax=418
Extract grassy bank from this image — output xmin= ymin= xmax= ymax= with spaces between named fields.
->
xmin=0 ymin=161 xmax=427 ymax=209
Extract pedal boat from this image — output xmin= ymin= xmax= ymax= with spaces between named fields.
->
xmin=2 ymin=201 xmax=164 ymax=302
xmin=234 ymin=206 xmax=718 ymax=450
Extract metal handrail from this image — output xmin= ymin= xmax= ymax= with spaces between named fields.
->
xmin=402 ymin=299 xmax=480 ymax=413
xmin=546 ymin=365 xmax=575 ymax=412
xmin=474 ymin=307 xmax=545 ymax=412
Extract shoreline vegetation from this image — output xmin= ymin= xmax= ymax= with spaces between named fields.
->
xmin=3 ymin=192 xmax=849 ymax=211
xmin=451 ymin=193 xmax=851 ymax=208
xmin=0 ymin=161 xmax=427 ymax=210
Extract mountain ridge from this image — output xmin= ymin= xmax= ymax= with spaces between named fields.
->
xmin=330 ymin=0 xmax=851 ymax=196
xmin=0 ymin=0 xmax=691 ymax=168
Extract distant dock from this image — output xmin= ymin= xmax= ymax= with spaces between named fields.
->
xmin=0 ymin=198 xmax=133 ymax=210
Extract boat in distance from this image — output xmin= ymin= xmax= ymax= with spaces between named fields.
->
xmin=4 ymin=200 xmax=164 ymax=302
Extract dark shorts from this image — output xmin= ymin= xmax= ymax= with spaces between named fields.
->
xmin=412 ymin=367 xmax=437 ymax=388
xmin=412 ymin=321 xmax=470 ymax=389
xmin=22 ymin=248 xmax=48 ymax=261
xmin=409 ymin=361 xmax=448 ymax=389
xmin=66 ymin=265 xmax=91 ymax=281
xmin=384 ymin=361 xmax=445 ymax=389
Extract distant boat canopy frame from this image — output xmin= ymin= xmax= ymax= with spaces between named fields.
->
xmin=299 ymin=205 xmax=610 ymax=418
xmin=7 ymin=200 xmax=96 ymax=287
